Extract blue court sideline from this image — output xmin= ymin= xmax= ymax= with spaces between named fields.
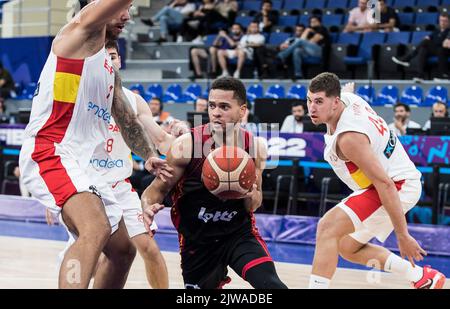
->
xmin=1 ymin=219 xmax=449 ymax=278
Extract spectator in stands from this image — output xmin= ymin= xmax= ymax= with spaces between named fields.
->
xmin=392 ymin=13 xmax=450 ymax=80
xmin=255 ymin=24 xmax=305 ymax=79
xmin=422 ymin=101 xmax=448 ymax=131
xmin=189 ymin=23 xmax=243 ymax=79
xmin=343 ymin=0 xmax=370 ymax=33
xmin=180 ymin=0 xmax=229 ymax=42
xmin=0 ymin=98 xmax=10 ymax=123
xmin=253 ymin=0 xmax=279 ymax=33
xmin=219 ymin=21 xmax=265 ymax=79
xmin=143 ymin=0 xmax=196 ymax=43
xmin=215 ymin=0 xmax=239 ymax=26
xmin=0 ymin=62 xmax=15 ymax=101
xmin=366 ymin=0 xmax=399 ymax=32
xmin=149 ymin=97 xmax=174 ymax=129
xmin=280 ymin=101 xmax=306 ymax=133
xmin=388 ymin=103 xmax=421 ymax=136
xmin=435 ymin=30 xmax=450 ymax=81
xmin=277 ymin=16 xmax=329 ymax=80
xmin=195 ymin=96 xmax=208 ymax=112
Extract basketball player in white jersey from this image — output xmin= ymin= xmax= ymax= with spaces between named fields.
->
xmin=306 ymin=72 xmax=446 ymax=289
xmin=19 ymin=1 xmax=171 ymax=288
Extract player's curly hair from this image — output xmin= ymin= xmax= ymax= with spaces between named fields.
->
xmin=210 ymin=77 xmax=247 ymax=106
xmin=308 ymin=72 xmax=341 ymax=98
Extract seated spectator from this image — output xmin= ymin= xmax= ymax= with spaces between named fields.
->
xmin=280 ymin=101 xmax=306 ymax=133
xmin=392 ymin=13 xmax=449 ymax=80
xmin=253 ymin=0 xmax=279 ymax=33
xmin=255 ymin=24 xmax=305 ymax=79
xmin=423 ymin=101 xmax=448 ymax=131
xmin=189 ymin=23 xmax=243 ymax=79
xmin=366 ymin=0 xmax=399 ymax=32
xmin=215 ymin=0 xmax=238 ymax=26
xmin=180 ymin=0 xmax=228 ymax=42
xmin=144 ymin=0 xmax=196 ymax=43
xmin=344 ymin=0 xmax=370 ymax=33
xmin=219 ymin=22 xmax=265 ymax=78
xmin=195 ymin=96 xmax=208 ymax=112
xmin=435 ymin=30 xmax=450 ymax=81
xmin=241 ymin=101 xmax=260 ymax=132
xmin=0 ymin=99 xmax=10 ymax=123
xmin=149 ymin=97 xmax=174 ymax=129
xmin=277 ymin=16 xmax=329 ymax=80
xmin=0 ymin=62 xmax=15 ymax=101
xmin=388 ymin=103 xmax=421 ymax=136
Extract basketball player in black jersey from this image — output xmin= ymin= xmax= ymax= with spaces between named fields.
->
xmin=141 ymin=77 xmax=287 ymax=289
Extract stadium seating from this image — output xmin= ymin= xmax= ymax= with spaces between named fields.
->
xmin=400 ymin=85 xmax=423 ymax=106
xmin=424 ymin=86 xmax=448 ymax=106
xmin=265 ymin=84 xmax=286 ymax=99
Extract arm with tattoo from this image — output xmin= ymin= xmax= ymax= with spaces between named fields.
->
xmin=112 ymin=70 xmax=157 ymax=160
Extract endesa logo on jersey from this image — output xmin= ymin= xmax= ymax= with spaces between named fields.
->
xmin=90 ymin=158 xmax=124 ymax=169
xmin=88 ymin=102 xmax=111 ymax=124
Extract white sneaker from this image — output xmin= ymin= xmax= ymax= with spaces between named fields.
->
xmin=413 ymin=77 xmax=424 ymax=83
xmin=192 ymin=36 xmax=203 ymax=44
xmin=392 ymin=56 xmax=410 ymax=67
xmin=176 ymin=35 xmax=183 ymax=43
xmin=233 ymin=71 xmax=240 ymax=79
xmin=218 ymin=71 xmax=230 ymax=78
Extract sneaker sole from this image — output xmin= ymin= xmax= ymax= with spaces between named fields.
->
xmin=432 ymin=273 xmax=446 ymax=289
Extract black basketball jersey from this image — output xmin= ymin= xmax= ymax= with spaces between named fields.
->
xmin=171 ymin=124 xmax=258 ymax=248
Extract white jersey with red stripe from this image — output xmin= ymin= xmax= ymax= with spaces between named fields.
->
xmin=23 ymin=47 xmax=115 ymax=168
xmin=88 ymin=87 xmax=137 ymax=183
xmin=324 ymin=92 xmax=421 ymax=192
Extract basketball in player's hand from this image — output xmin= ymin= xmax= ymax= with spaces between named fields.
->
xmin=202 ymin=146 xmax=256 ymax=200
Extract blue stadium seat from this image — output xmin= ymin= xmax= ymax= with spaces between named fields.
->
xmin=304 ymin=0 xmax=325 ymax=9
xmin=278 ymin=15 xmax=298 ymax=27
xmin=287 ymin=84 xmax=306 ymax=99
xmin=265 ymin=84 xmax=286 ymax=99
xmin=247 ymin=84 xmax=264 ymax=102
xmin=182 ymin=84 xmax=202 ymax=103
xmin=344 ymin=32 xmax=386 ymax=65
xmin=271 ymin=0 xmax=283 ymax=10
xmin=235 ymin=16 xmax=253 ymax=29
xmin=283 ymin=0 xmax=304 ymax=10
xmin=268 ymin=32 xmax=291 ymax=45
xmin=129 ymin=83 xmax=144 ymax=96
xmin=147 ymin=83 xmax=163 ymax=99
xmin=399 ymin=85 xmax=423 ymax=106
xmin=374 ymin=85 xmax=399 ymax=106
xmin=322 ymin=14 xmax=343 ymax=27
xmin=163 ymin=84 xmax=183 ymax=103
xmin=386 ymin=31 xmax=411 ymax=44
xmin=204 ymin=34 xmax=217 ymax=47
xmin=442 ymin=0 xmax=450 ymax=5
xmin=326 ymin=0 xmax=348 ymax=8
xmin=417 ymin=0 xmax=439 ymax=7
xmin=415 ymin=13 xmax=439 ymax=25
xmin=423 ymin=86 xmax=448 ymax=107
xmin=397 ymin=13 xmax=414 ymax=26
xmin=394 ymin=0 xmax=416 ymax=8
xmin=17 ymin=82 xmax=37 ymax=100
xmin=348 ymin=0 xmax=358 ymax=8
xmin=242 ymin=1 xmax=261 ymax=11
xmin=329 ymin=32 xmax=339 ymax=43
xmin=411 ymin=31 xmax=431 ymax=44
xmin=337 ymin=32 xmax=361 ymax=45
xmin=299 ymin=15 xmax=310 ymax=26
xmin=356 ymin=85 xmax=376 ymax=104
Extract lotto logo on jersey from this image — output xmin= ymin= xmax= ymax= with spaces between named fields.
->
xmin=90 ymin=158 xmax=124 ymax=169
xmin=197 ymin=207 xmax=238 ymax=223
xmin=88 ymin=102 xmax=111 ymax=124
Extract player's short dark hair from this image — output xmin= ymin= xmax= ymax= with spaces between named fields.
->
xmin=210 ymin=77 xmax=247 ymax=106
xmin=308 ymin=72 xmax=341 ymax=98
xmin=105 ymin=40 xmax=119 ymax=53
xmin=394 ymin=102 xmax=410 ymax=112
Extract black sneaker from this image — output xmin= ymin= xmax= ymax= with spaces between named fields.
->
xmin=392 ymin=56 xmax=410 ymax=67
xmin=141 ymin=18 xmax=154 ymax=27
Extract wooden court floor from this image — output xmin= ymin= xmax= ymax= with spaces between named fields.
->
xmin=0 ymin=236 xmax=448 ymax=289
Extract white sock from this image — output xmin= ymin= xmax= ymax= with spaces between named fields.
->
xmin=308 ymin=274 xmax=330 ymax=289
xmin=384 ymin=253 xmax=423 ymax=282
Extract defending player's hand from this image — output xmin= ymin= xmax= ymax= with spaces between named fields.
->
xmin=168 ymin=119 xmax=190 ymax=137
xmin=145 ymin=157 xmax=174 ymax=182
xmin=397 ymin=233 xmax=427 ymax=267
xmin=142 ymin=202 xmax=165 ymax=232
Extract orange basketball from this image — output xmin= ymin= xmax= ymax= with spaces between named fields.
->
xmin=202 ymin=146 xmax=256 ymax=199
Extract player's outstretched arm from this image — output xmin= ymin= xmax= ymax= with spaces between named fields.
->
xmin=141 ymin=133 xmax=192 ymax=231
xmin=112 ymin=70 xmax=157 ymax=161
xmin=337 ymin=131 xmax=427 ymax=266
xmin=135 ymin=94 xmax=189 ymax=155
xmin=244 ymin=137 xmax=267 ymax=212
xmin=77 ymin=0 xmax=132 ymax=31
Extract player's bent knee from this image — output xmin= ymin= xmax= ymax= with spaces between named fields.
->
xmin=245 ymin=262 xmax=288 ymax=289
